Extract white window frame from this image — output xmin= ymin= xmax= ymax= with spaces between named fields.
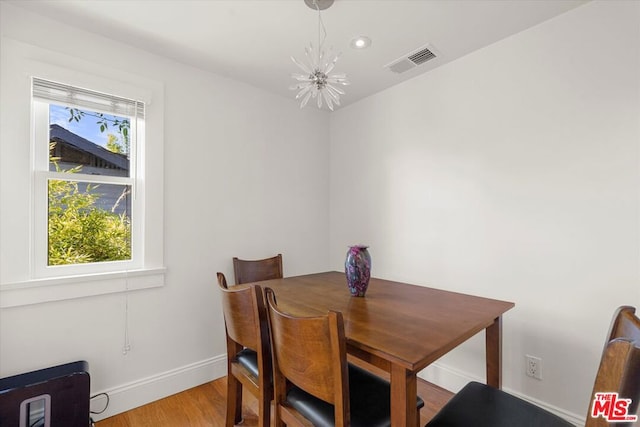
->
xmin=0 ymin=39 xmax=165 ymax=308
xmin=32 ymin=80 xmax=144 ymax=278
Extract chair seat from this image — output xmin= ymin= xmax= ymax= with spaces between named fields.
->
xmin=426 ymin=382 xmax=574 ymax=427
xmin=286 ymin=363 xmax=425 ymax=427
xmin=236 ymin=348 xmax=259 ymax=378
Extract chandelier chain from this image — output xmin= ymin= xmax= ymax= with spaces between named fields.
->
xmin=315 ymin=0 xmax=326 ymax=64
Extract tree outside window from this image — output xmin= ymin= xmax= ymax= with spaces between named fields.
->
xmin=46 ymin=103 xmax=134 ymax=266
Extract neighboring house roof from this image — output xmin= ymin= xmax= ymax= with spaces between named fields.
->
xmin=49 ymin=124 xmax=129 ymax=171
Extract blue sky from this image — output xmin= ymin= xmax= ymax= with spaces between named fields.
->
xmin=49 ymin=104 xmax=126 ymax=150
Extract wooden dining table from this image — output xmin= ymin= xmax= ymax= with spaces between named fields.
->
xmin=257 ymin=271 xmax=514 ymax=427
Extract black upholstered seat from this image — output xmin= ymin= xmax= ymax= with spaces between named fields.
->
xmin=426 ymin=381 xmax=572 ymax=427
xmin=236 ymin=348 xmax=259 ymax=378
xmin=426 ymin=306 xmax=640 ymax=427
xmin=287 ymin=363 xmax=424 ymax=427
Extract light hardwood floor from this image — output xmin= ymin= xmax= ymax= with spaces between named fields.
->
xmin=96 ymin=375 xmax=453 ymax=427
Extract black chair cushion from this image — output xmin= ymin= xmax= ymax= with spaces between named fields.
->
xmin=286 ymin=363 xmax=425 ymax=427
xmin=236 ymin=348 xmax=259 ymax=378
xmin=426 ymin=381 xmax=574 ymax=427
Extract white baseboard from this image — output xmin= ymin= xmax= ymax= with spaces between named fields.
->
xmin=90 ymin=355 xmax=227 ymax=421
xmin=418 ymin=362 xmax=585 ymax=426
xmin=89 ymin=356 xmax=586 ymax=426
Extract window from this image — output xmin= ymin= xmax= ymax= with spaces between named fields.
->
xmin=32 ymin=78 xmax=145 ymax=277
xmin=32 ymin=79 xmax=143 ymax=275
xmin=0 ymin=41 xmax=164 ymax=308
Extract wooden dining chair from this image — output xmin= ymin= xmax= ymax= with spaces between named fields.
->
xmin=233 ymin=253 xmax=283 ymax=285
xmin=264 ymin=287 xmax=424 ymax=427
xmin=425 ymin=305 xmax=640 ymax=427
xmin=217 ymin=272 xmax=229 ymax=289
xmin=217 ymin=274 xmax=272 ymax=427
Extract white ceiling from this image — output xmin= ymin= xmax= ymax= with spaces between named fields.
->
xmin=8 ymin=0 xmax=588 ymax=109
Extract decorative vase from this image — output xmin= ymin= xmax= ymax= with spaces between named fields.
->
xmin=344 ymin=245 xmax=371 ymax=297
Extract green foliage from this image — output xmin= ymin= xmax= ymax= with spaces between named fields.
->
xmin=49 ymin=108 xmax=132 ymax=266
xmin=67 ymin=107 xmax=130 ymax=153
xmin=48 ymin=176 xmax=131 ymax=266
xmin=106 ymin=133 xmax=125 ymax=154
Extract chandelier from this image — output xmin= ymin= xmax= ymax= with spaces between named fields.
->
xmin=290 ymin=0 xmax=349 ymax=111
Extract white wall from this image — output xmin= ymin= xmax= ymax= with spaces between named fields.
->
xmin=330 ymin=0 xmax=639 ymax=423
xmin=1 ymin=0 xmax=638 ymax=424
xmin=0 ymin=2 xmax=330 ymax=419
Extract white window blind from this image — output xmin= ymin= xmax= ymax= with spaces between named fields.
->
xmin=32 ymin=77 xmax=145 ymax=119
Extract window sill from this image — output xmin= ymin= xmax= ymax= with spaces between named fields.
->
xmin=0 ymin=268 xmax=166 ymax=308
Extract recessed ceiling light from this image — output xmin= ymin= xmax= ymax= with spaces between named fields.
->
xmin=350 ymin=36 xmax=371 ymax=49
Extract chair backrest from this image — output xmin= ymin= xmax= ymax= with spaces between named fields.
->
xmin=605 ymin=305 xmax=640 ymax=345
xmin=217 ymin=272 xmax=229 ymax=289
xmin=233 ymin=253 xmax=283 ymax=285
xmin=586 ymin=306 xmax=640 ymax=427
xmin=265 ymin=287 xmax=350 ymax=426
xmin=218 ymin=278 xmax=270 ymax=365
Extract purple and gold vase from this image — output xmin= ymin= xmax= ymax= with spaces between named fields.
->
xmin=345 ymin=245 xmax=371 ymax=297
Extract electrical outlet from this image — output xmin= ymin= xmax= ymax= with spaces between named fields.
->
xmin=526 ymin=355 xmax=542 ymax=380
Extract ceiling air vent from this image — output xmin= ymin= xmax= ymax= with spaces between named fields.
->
xmin=385 ymin=45 xmax=437 ymax=74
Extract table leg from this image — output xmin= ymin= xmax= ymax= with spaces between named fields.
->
xmin=485 ymin=315 xmax=503 ymax=389
xmin=390 ymin=364 xmax=418 ymax=427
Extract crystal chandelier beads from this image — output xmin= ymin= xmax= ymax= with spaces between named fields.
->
xmin=290 ymin=0 xmax=349 ymax=111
